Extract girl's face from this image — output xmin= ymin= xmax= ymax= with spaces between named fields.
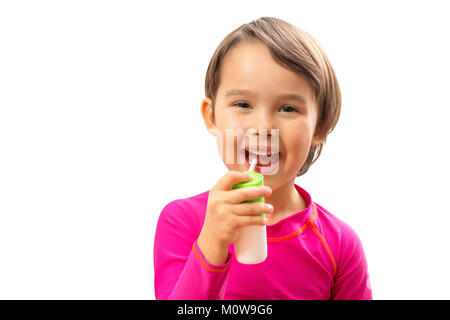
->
xmin=201 ymin=41 xmax=322 ymax=189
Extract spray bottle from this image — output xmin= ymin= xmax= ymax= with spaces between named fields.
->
xmin=231 ymin=158 xmax=267 ymax=264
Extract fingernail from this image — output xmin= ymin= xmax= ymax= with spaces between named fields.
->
xmin=263 ymin=218 xmax=269 ymax=224
xmin=265 ymin=204 xmax=273 ymax=211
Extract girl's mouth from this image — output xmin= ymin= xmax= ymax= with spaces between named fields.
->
xmin=244 ymin=149 xmax=281 ymax=175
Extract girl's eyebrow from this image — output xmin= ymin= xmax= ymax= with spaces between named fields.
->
xmin=225 ymin=89 xmax=254 ymax=97
xmin=225 ymin=89 xmax=307 ymax=105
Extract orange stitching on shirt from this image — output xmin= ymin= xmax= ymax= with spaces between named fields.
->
xmin=267 ymin=202 xmax=318 ymax=242
xmin=306 ymin=216 xmax=338 ymax=275
xmin=192 ymin=242 xmax=230 ymax=273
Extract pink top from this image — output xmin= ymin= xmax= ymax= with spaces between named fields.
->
xmin=154 ymin=184 xmax=372 ymax=300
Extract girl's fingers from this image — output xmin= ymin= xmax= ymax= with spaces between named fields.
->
xmin=237 ymin=214 xmax=268 ymax=228
xmin=215 ymin=170 xmax=254 ymax=191
xmin=227 ymin=185 xmax=271 ymax=204
xmin=231 ymin=202 xmax=273 ymax=216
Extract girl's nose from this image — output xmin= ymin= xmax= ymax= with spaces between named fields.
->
xmin=245 ymin=111 xmax=279 ymax=146
xmin=249 ymin=109 xmax=276 ymax=134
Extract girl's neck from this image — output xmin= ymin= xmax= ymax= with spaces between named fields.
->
xmin=264 ymin=179 xmax=307 ymax=225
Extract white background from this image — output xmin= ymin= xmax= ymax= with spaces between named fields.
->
xmin=1 ymin=0 xmax=449 ymax=299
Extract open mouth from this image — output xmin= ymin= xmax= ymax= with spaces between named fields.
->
xmin=244 ymin=149 xmax=281 ymax=174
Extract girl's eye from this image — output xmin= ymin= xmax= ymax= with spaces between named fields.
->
xmin=233 ymin=102 xmax=299 ymax=113
xmin=280 ymin=105 xmax=298 ymax=113
xmin=234 ymin=102 xmax=251 ymax=109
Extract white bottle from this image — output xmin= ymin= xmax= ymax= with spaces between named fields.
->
xmin=231 ymin=159 xmax=268 ymax=264
xmin=235 ymin=223 xmax=267 ymax=264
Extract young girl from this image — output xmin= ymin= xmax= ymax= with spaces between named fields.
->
xmin=154 ymin=17 xmax=372 ymax=300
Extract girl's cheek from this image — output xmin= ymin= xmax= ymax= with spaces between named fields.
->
xmin=213 ymin=128 xmax=243 ymax=164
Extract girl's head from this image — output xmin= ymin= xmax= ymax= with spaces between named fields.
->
xmin=201 ymin=17 xmax=341 ymax=186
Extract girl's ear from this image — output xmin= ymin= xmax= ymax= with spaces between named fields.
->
xmin=201 ymin=97 xmax=217 ymax=136
xmin=311 ymin=127 xmax=324 ymax=147
xmin=311 ymin=138 xmax=322 ymax=147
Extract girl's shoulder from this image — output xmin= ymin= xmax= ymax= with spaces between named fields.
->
xmin=158 ymin=190 xmax=210 ymax=233
xmin=161 ymin=190 xmax=209 ymax=214
xmin=312 ymin=201 xmax=366 ymax=257
xmin=313 ymin=201 xmax=360 ymax=236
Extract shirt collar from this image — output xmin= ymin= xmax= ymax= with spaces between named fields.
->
xmin=266 ymin=184 xmax=315 ymax=241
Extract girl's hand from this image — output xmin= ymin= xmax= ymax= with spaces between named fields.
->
xmin=197 ymin=170 xmax=273 ymax=265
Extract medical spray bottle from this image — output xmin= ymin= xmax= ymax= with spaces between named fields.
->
xmin=231 ymin=158 xmax=267 ymax=264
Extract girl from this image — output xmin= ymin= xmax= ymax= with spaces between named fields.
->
xmin=154 ymin=17 xmax=372 ymax=300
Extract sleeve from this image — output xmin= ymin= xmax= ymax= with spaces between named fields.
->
xmin=331 ymin=226 xmax=372 ymax=300
xmin=153 ymin=201 xmax=233 ymax=300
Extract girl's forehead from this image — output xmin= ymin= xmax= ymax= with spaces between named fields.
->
xmin=218 ymin=43 xmax=314 ymax=101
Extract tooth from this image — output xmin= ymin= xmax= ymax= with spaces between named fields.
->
xmin=248 ymin=150 xmax=272 ymax=156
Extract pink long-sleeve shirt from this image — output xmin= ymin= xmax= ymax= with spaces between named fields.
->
xmin=154 ymin=183 xmax=372 ymax=300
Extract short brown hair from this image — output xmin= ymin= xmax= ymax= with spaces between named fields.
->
xmin=204 ymin=17 xmax=341 ymax=177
